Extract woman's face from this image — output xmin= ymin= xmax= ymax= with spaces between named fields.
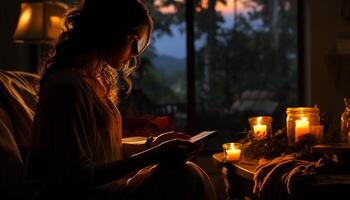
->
xmin=108 ymin=24 xmax=150 ymax=70
xmin=108 ymin=36 xmax=135 ymax=70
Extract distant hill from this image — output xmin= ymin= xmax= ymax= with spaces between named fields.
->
xmin=151 ymin=54 xmax=185 ymax=74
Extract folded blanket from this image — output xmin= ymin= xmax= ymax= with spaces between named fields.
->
xmin=0 ymin=70 xmax=39 ymax=199
xmin=0 ymin=70 xmax=39 ymax=157
xmin=253 ymin=152 xmax=328 ymax=199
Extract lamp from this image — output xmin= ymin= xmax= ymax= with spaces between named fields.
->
xmin=13 ymin=0 xmax=68 ymax=72
xmin=13 ymin=0 xmax=68 ymax=43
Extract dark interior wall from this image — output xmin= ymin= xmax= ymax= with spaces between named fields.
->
xmin=0 ymin=0 xmax=30 ymax=71
xmin=305 ymin=0 xmax=350 ymax=124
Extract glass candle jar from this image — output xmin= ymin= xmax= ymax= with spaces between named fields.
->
xmin=286 ymin=107 xmax=321 ymax=146
xmin=248 ymin=116 xmax=273 ymax=141
xmin=222 ymin=143 xmax=242 ymax=162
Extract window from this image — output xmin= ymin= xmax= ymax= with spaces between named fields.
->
xmin=193 ymin=0 xmax=299 ymax=137
xmin=120 ymin=0 xmax=188 ymax=131
xmin=130 ymin=0 xmax=299 ymax=136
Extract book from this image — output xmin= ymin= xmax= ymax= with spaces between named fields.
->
xmin=190 ymin=130 xmax=217 ymax=143
xmin=122 ymin=130 xmax=217 ymax=145
xmin=122 ymin=136 xmax=147 ymax=145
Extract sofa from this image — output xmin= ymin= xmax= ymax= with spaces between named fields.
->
xmin=0 ymin=70 xmax=39 ymax=199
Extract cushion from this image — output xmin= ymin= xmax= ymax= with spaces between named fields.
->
xmin=0 ymin=70 xmax=39 ymax=199
xmin=0 ymin=70 xmax=39 ymax=157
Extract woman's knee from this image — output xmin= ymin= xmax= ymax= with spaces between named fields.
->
xmin=128 ymin=162 xmax=217 ymax=200
xmin=156 ymin=161 xmax=206 ymax=179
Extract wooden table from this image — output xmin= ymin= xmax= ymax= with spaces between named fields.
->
xmin=213 ymin=153 xmax=258 ymax=200
xmin=213 ymin=152 xmax=350 ymax=200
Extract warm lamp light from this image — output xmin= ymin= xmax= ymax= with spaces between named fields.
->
xmin=13 ymin=1 xmax=68 ymax=43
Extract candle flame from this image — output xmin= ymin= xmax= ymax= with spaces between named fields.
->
xmin=230 ymin=143 xmax=235 ymax=149
xmin=257 ymin=117 xmax=262 ymax=125
xmin=300 ymin=117 xmax=309 ymax=122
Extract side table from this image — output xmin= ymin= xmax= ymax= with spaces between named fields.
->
xmin=213 ymin=152 xmax=350 ymax=200
xmin=212 ymin=152 xmax=258 ymax=200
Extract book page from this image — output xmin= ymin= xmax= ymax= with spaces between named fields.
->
xmin=122 ymin=137 xmax=147 ymax=145
xmin=190 ymin=130 xmax=217 ymax=143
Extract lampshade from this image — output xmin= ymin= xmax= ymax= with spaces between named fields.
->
xmin=13 ymin=1 xmax=69 ymax=43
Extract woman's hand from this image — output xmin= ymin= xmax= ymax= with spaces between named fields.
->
xmin=151 ymin=131 xmax=191 ymax=148
xmin=150 ymin=139 xmax=202 ymax=166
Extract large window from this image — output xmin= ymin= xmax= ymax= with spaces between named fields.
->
xmin=193 ymin=0 xmax=299 ymax=136
xmin=130 ymin=0 xmax=299 ymax=136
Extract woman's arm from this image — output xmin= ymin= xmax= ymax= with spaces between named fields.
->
xmin=94 ymin=139 xmax=199 ymax=186
xmin=94 ymin=144 xmax=155 ymax=186
xmin=122 ymin=142 xmax=147 ymax=157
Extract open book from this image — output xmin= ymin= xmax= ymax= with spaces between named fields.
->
xmin=122 ymin=130 xmax=217 ymax=145
xmin=122 ymin=136 xmax=148 ymax=145
xmin=189 ymin=130 xmax=217 ymax=143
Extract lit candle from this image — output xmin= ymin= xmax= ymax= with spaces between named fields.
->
xmin=295 ymin=117 xmax=310 ymax=142
xmin=225 ymin=143 xmax=241 ymax=161
xmin=253 ymin=117 xmax=267 ymax=139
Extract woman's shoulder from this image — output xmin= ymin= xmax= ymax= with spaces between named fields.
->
xmin=40 ymin=69 xmax=93 ymax=99
xmin=44 ymin=69 xmax=87 ymax=90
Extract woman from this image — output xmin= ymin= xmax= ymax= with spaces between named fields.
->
xmin=25 ymin=0 xmax=216 ymax=199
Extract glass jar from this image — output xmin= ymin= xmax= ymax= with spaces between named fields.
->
xmin=341 ymin=98 xmax=350 ymax=142
xmin=222 ymin=143 xmax=242 ymax=162
xmin=286 ymin=107 xmax=320 ymax=146
xmin=248 ymin=116 xmax=273 ymax=141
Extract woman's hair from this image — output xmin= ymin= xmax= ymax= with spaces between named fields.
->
xmin=40 ymin=0 xmax=153 ymax=103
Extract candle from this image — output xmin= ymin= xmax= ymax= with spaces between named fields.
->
xmin=223 ymin=143 xmax=242 ymax=162
xmin=295 ymin=117 xmax=310 ymax=142
xmin=253 ymin=117 xmax=267 ymax=139
xmin=286 ymin=107 xmax=320 ymax=146
xmin=226 ymin=148 xmax=241 ymax=161
xmin=226 ymin=143 xmax=241 ymax=161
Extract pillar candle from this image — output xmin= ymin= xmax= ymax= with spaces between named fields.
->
xmin=253 ymin=117 xmax=267 ymax=139
xmin=295 ymin=117 xmax=309 ymax=142
xmin=253 ymin=124 xmax=267 ymax=138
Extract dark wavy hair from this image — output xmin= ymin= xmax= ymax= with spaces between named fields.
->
xmin=40 ymin=0 xmax=153 ymax=103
